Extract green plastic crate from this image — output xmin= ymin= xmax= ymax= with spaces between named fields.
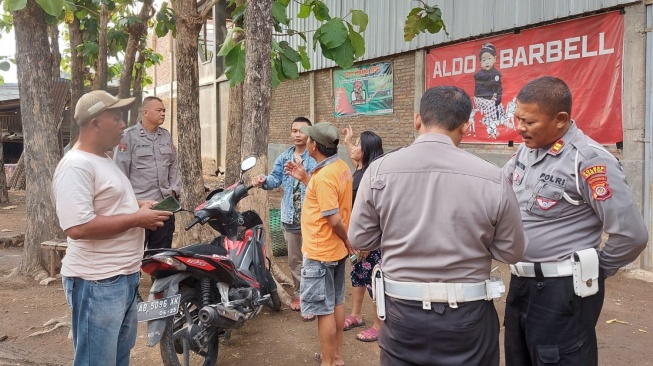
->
xmin=269 ymin=208 xmax=287 ymax=256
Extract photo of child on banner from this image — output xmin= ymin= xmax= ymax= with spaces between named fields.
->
xmin=426 ymin=11 xmax=624 ymax=144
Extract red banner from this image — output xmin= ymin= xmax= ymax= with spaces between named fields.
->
xmin=425 ymin=12 xmax=624 ymax=144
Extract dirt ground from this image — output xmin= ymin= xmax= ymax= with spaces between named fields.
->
xmin=0 ymin=190 xmax=652 ymax=366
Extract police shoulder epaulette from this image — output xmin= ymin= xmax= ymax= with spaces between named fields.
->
xmin=123 ymin=125 xmax=138 ymax=133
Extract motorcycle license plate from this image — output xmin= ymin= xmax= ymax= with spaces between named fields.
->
xmin=137 ymin=294 xmax=181 ymax=322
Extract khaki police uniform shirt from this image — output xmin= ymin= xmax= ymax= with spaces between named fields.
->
xmin=114 ymin=122 xmax=181 ymax=201
xmin=348 ymin=133 xmax=527 ymax=283
xmin=502 ymin=122 xmax=648 ymax=277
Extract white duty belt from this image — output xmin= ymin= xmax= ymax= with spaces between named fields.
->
xmin=509 ymin=260 xmax=573 ymax=278
xmin=382 ymin=277 xmax=504 ymax=310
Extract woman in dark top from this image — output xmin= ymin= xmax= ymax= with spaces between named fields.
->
xmin=342 ymin=126 xmax=384 ymax=342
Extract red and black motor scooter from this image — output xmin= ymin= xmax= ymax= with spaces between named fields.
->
xmin=138 ymin=157 xmax=281 ymax=366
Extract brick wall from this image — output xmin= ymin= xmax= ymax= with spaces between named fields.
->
xmin=269 ymin=53 xmax=418 ymax=148
xmin=269 ymin=51 xmax=622 ymax=166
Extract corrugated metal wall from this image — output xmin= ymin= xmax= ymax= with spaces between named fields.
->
xmin=281 ymin=0 xmax=638 ymax=72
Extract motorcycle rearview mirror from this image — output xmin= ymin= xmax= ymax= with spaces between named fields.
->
xmin=240 ymin=156 xmax=257 ymax=172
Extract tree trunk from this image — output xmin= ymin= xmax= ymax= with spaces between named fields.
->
xmin=13 ymin=0 xmax=64 ymax=279
xmin=225 ymin=0 xmax=244 ymax=184
xmin=118 ymin=0 xmax=154 ymax=99
xmin=172 ymin=0 xmax=213 ymax=246
xmin=0 ymin=141 xmax=8 ymax=203
xmin=93 ymin=3 xmax=109 ymax=90
xmin=129 ymin=41 xmax=147 ymax=126
xmin=68 ymin=17 xmax=84 ymax=148
xmin=48 ymin=24 xmax=61 ymax=78
xmin=240 ymin=0 xmax=291 ymax=305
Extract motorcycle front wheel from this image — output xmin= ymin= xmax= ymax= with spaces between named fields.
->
xmin=160 ymin=287 xmax=219 ymax=366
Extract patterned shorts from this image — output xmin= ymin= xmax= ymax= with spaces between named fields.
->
xmin=350 ymin=249 xmax=382 ymax=298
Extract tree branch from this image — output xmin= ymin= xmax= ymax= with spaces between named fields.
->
xmin=199 ymin=0 xmax=221 ymax=19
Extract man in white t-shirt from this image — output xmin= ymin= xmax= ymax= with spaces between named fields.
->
xmin=52 ymin=90 xmax=172 ymax=366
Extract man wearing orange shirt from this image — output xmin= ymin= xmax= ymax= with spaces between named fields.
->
xmin=285 ymin=122 xmax=354 ymax=366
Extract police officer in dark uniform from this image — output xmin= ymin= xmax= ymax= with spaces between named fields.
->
xmin=115 ymin=96 xmax=180 ymax=249
xmin=503 ymin=76 xmax=648 ymax=365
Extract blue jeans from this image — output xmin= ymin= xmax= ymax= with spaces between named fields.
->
xmin=62 ymin=273 xmax=140 ymax=366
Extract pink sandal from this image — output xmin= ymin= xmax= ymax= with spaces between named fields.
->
xmin=356 ymin=327 xmax=379 ymax=342
xmin=343 ymin=315 xmax=365 ymax=331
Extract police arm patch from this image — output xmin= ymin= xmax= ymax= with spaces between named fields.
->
xmin=581 ymin=165 xmax=611 ymax=201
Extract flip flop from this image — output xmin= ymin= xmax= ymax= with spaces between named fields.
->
xmin=343 ymin=315 xmax=365 ymax=331
xmin=313 ymin=352 xmax=345 ymax=366
xmin=355 ymin=327 xmax=379 ymax=342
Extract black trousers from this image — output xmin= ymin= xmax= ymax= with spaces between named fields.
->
xmin=144 ymin=215 xmax=175 ymax=249
xmin=504 ymin=273 xmax=605 ymax=366
xmin=380 ymin=297 xmax=499 ymax=366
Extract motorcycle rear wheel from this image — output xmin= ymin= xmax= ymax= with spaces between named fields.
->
xmin=160 ymin=288 xmax=219 ymax=366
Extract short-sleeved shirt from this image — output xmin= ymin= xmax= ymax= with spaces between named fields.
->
xmin=52 ymin=150 xmax=145 ymax=280
xmin=301 ymin=155 xmax=353 ymax=262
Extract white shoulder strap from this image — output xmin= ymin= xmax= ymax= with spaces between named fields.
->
xmin=562 ymin=149 xmax=585 ymax=206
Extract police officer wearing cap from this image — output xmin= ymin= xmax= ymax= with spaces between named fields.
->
xmin=115 ymin=96 xmax=181 ymax=249
xmin=348 ymin=85 xmax=528 ymax=366
xmin=503 ymin=76 xmax=648 ymax=366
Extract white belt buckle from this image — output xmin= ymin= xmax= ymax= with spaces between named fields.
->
xmin=446 ymin=283 xmax=458 ymax=309
xmin=421 ymin=283 xmax=431 ymax=310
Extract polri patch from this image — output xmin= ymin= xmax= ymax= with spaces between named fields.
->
xmin=536 ymin=196 xmax=558 ymax=210
xmin=118 ymin=142 xmax=128 ymax=153
xmin=592 ymin=183 xmax=612 ymax=201
xmin=549 ymin=139 xmax=564 ymax=155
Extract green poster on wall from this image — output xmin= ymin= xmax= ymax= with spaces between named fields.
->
xmin=334 ymin=62 xmax=394 ymax=117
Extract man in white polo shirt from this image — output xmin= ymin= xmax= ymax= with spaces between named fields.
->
xmin=52 ymin=90 xmax=172 ymax=366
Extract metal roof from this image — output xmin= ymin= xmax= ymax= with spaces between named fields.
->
xmin=279 ymin=0 xmax=639 ymax=72
xmin=0 ymin=83 xmax=19 ymax=102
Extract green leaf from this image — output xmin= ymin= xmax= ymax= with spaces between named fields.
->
xmin=271 ymin=58 xmax=282 ymax=88
xmin=407 ymin=7 xmax=422 ymax=17
xmin=217 ymin=28 xmax=237 ymax=57
xmin=312 ymin=1 xmax=330 ymax=22
xmin=348 ymin=30 xmax=365 ymax=58
xmin=35 ymin=0 xmax=64 ymax=16
xmin=272 ymin=1 xmax=289 ymax=26
xmin=225 ymin=41 xmax=246 ymax=86
xmin=404 ymin=14 xmax=420 ymax=41
xmin=0 ymin=61 xmax=10 ymax=71
xmin=319 ymin=18 xmax=348 ymax=48
xmin=0 ymin=75 xmax=4 ymax=85
xmin=155 ymin=22 xmax=169 ymax=38
xmin=279 ymin=53 xmax=299 ymax=79
xmin=418 ymin=16 xmax=430 ymax=32
xmin=298 ymin=46 xmax=311 ymax=70
xmin=298 ymin=3 xmax=311 ymax=18
xmin=350 ymin=10 xmax=368 ymax=33
xmin=5 ymin=0 xmax=27 ymax=12
xmin=426 ymin=7 xmax=442 ymax=23
xmin=312 ymin=28 xmax=321 ymax=50
xmin=282 ymin=47 xmax=302 ymax=63
xmin=427 ymin=20 xmax=443 ymax=34
xmin=231 ymin=3 xmax=246 ymax=24
xmin=329 ymin=38 xmax=355 ymax=69
xmin=271 ymin=40 xmax=283 ymax=53
xmin=279 ymin=0 xmax=290 ymax=6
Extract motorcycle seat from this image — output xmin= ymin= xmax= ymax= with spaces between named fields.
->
xmin=182 ymin=243 xmax=229 ymax=257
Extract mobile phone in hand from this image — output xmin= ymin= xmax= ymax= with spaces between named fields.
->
xmin=152 ymin=195 xmax=181 ymax=213
xmin=349 ymin=253 xmax=359 ymax=266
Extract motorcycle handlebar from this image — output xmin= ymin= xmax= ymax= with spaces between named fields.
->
xmin=184 ymin=217 xmax=201 ymax=231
